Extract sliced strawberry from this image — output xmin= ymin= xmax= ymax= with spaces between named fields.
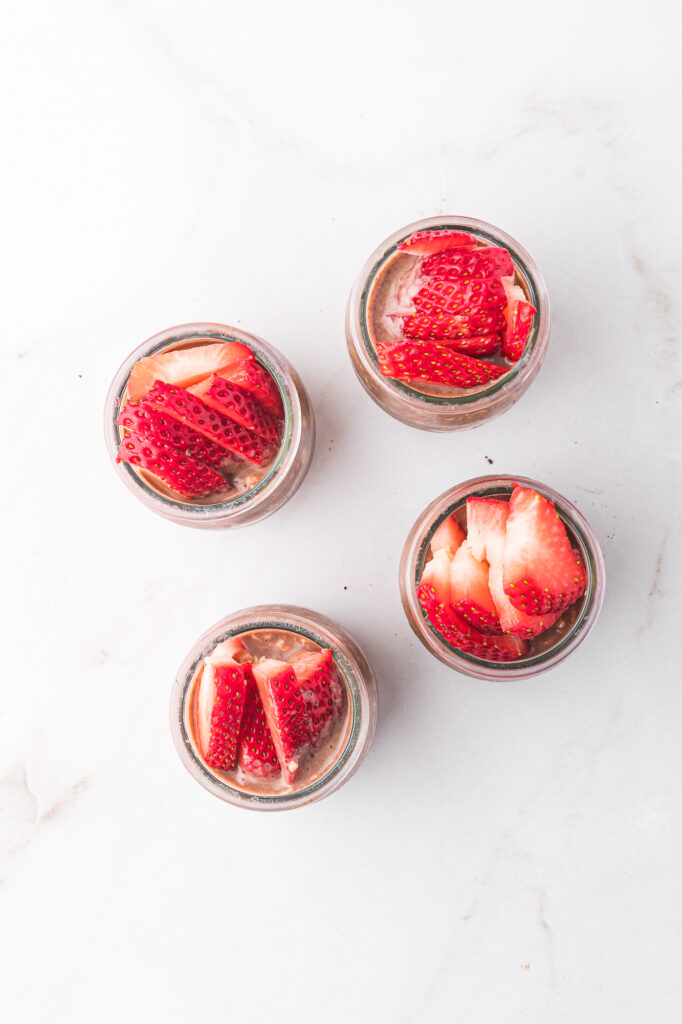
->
xmin=207 ymin=636 xmax=249 ymax=664
xmin=189 ymin=374 xmax=282 ymax=444
xmin=290 ymin=648 xmax=340 ymax=747
xmin=377 ymin=341 xmax=507 ymax=388
xmin=501 ymin=280 xmax=536 ymax=362
xmin=238 ymin=676 xmax=281 ymax=778
xmin=116 ymin=432 xmax=229 ymax=498
xmin=144 ymin=381 xmax=276 ymax=466
xmin=195 ymin=661 xmax=248 ymax=771
xmin=431 ymin=513 xmax=465 ymax=556
xmin=214 ymin=343 xmax=284 ymax=418
xmin=466 ymin=496 xmax=561 ymax=637
xmin=116 ymin=402 xmax=237 ymax=471
xmin=251 ymin=660 xmax=312 ymax=784
xmin=450 ymin=541 xmax=503 ymax=635
xmin=127 ymin=342 xmax=239 ymax=402
xmin=421 ymin=245 xmax=514 ymax=280
xmin=503 ymin=486 xmax=587 ymax=615
xmin=398 ymin=229 xmax=475 ymax=255
xmin=440 ymin=332 xmax=501 ymax=357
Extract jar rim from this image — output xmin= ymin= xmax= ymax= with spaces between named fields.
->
xmin=103 ymin=322 xmax=306 ymax=525
xmin=170 ymin=605 xmax=378 ymax=810
xmin=401 ymin=475 xmax=606 ymax=680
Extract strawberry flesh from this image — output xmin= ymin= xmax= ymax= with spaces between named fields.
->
xmin=431 ymin=513 xmax=465 ymax=556
xmin=450 ymin=541 xmax=503 ymax=635
xmin=291 ymin=649 xmax=340 ymax=747
xmin=127 ymin=342 xmax=239 ymax=402
xmin=252 ymin=660 xmax=312 ymax=784
xmin=189 ymin=374 xmax=282 ymax=444
xmin=116 ymin=432 xmax=228 ymax=498
xmin=215 ymin=343 xmax=284 ymax=418
xmin=501 ymin=280 xmax=536 ymax=362
xmin=377 ymin=341 xmax=507 ymax=387
xmin=238 ymin=677 xmax=281 ymax=778
xmin=398 ymin=229 xmax=475 ymax=255
xmin=503 ymin=486 xmax=587 ymax=615
xmin=144 ymin=381 xmax=276 ymax=466
xmin=421 ymin=245 xmax=514 ymax=280
xmin=439 ymin=332 xmax=502 ymax=357
xmin=116 ymin=401 xmax=236 ymax=471
xmin=196 ymin=662 xmax=248 ymax=771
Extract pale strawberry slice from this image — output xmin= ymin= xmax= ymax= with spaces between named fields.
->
xmin=207 ymin=636 xmax=249 ymax=664
xmin=127 ymin=342 xmax=238 ymax=402
xmin=144 ymin=381 xmax=276 ymax=466
xmin=290 ymin=648 xmax=340 ymax=747
xmin=398 ymin=229 xmax=475 ymax=255
xmin=377 ymin=341 xmax=507 ymax=387
xmin=251 ymin=659 xmax=312 ymax=784
xmin=501 ymin=279 xmax=536 ymax=362
xmin=116 ymin=402 xmax=237 ymax=471
xmin=116 ymin=432 xmax=229 ymax=498
xmin=450 ymin=541 xmax=503 ymax=635
xmin=195 ymin=661 xmax=248 ymax=771
xmin=189 ymin=374 xmax=282 ymax=444
xmin=465 ymin=496 xmax=560 ymax=638
xmin=214 ymin=343 xmax=284 ymax=418
xmin=503 ymin=486 xmax=587 ymax=615
xmin=421 ymin=245 xmax=514 ymax=280
xmin=238 ymin=677 xmax=281 ymax=778
xmin=431 ymin=513 xmax=465 ymax=556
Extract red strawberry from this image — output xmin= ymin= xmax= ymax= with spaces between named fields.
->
xmin=377 ymin=341 xmax=507 ymax=387
xmin=252 ymin=660 xmax=312 ymax=784
xmin=501 ymin=280 xmax=536 ymax=361
xmin=466 ymin=496 xmax=560 ymax=638
xmin=440 ymin=332 xmax=501 ymax=357
xmin=238 ymin=677 xmax=281 ymax=778
xmin=116 ymin=401 xmax=236 ymax=471
xmin=195 ymin=661 xmax=248 ymax=771
xmin=449 ymin=541 xmax=503 ymax=635
xmin=127 ymin=342 xmax=239 ymax=402
xmin=116 ymin=432 xmax=229 ymax=498
xmin=431 ymin=513 xmax=465 ymax=556
xmin=503 ymin=486 xmax=587 ymax=615
xmin=290 ymin=648 xmax=340 ymax=747
xmin=398 ymin=229 xmax=475 ymax=255
xmin=144 ymin=381 xmax=276 ymax=466
xmin=188 ymin=374 xmax=282 ymax=444
xmin=215 ymin=343 xmax=284 ymax=418
xmin=418 ymin=555 xmax=527 ymax=661
xmin=421 ymin=245 xmax=514 ymax=280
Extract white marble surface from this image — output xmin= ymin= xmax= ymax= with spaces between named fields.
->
xmin=2 ymin=1 xmax=681 ymax=1021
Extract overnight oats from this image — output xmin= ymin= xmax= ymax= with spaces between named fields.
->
xmin=400 ymin=476 xmax=605 ymax=679
xmin=346 ymin=217 xmax=550 ymax=430
xmin=104 ymin=323 xmax=314 ymax=527
xmin=170 ymin=606 xmax=378 ymax=810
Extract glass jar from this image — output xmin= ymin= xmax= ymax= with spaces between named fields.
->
xmin=104 ymin=322 xmax=315 ymax=528
xmin=170 ymin=605 xmax=379 ymax=811
xmin=399 ymin=475 xmax=605 ymax=680
xmin=346 ymin=216 xmax=550 ymax=431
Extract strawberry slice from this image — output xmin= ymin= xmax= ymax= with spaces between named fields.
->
xmin=450 ymin=541 xmax=503 ymax=635
xmin=195 ymin=660 xmax=248 ymax=771
xmin=418 ymin=551 xmax=527 ymax=660
xmin=214 ymin=343 xmax=284 ymax=418
xmin=189 ymin=374 xmax=282 ymax=444
xmin=251 ymin=660 xmax=312 ymax=784
xmin=290 ymin=649 xmax=340 ymax=747
xmin=421 ymin=245 xmax=514 ymax=280
xmin=398 ymin=229 xmax=475 ymax=255
xmin=238 ymin=677 xmax=281 ymax=778
xmin=127 ymin=342 xmax=239 ymax=402
xmin=431 ymin=513 xmax=465 ymax=556
xmin=439 ymin=332 xmax=501 ymax=357
xmin=116 ymin=402 xmax=236 ymax=471
xmin=377 ymin=341 xmax=507 ymax=388
xmin=116 ymin=432 xmax=229 ymax=498
xmin=503 ymin=486 xmax=587 ymax=616
xmin=501 ymin=280 xmax=536 ymax=361
xmin=144 ymin=381 xmax=276 ymax=466
xmin=466 ymin=496 xmax=561 ymax=638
